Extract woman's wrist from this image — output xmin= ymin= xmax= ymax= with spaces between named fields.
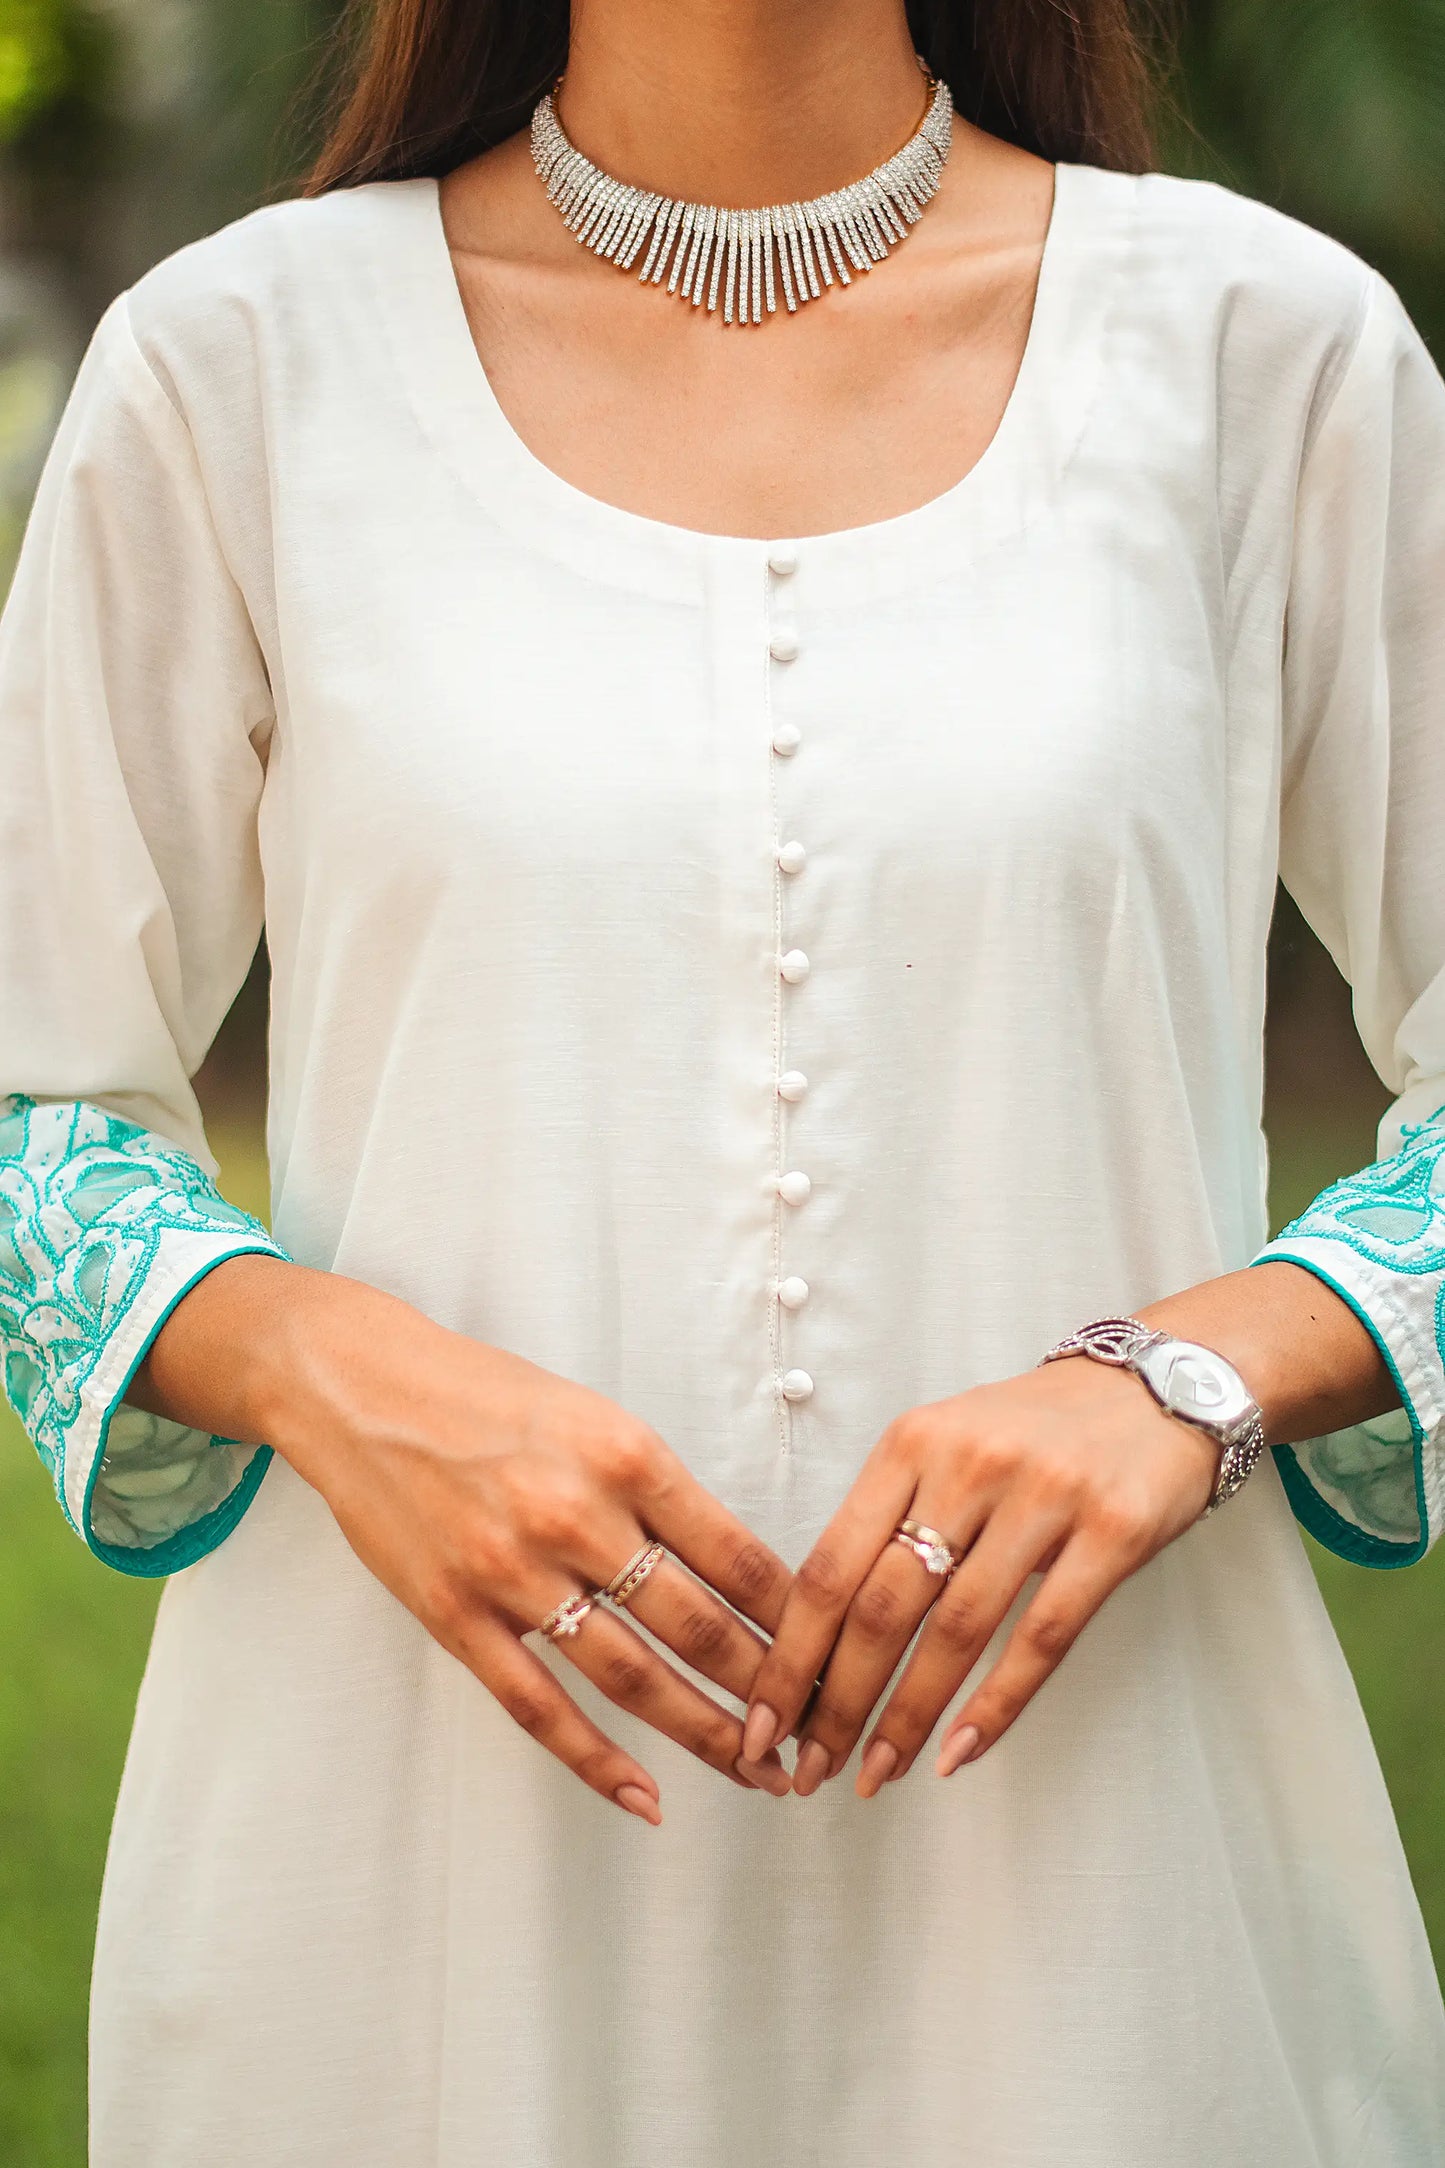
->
xmin=1134 ymin=1260 xmax=1395 ymax=1448
xmin=131 ymin=1253 xmax=442 ymax=1481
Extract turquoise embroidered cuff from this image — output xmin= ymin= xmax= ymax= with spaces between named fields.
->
xmin=0 ymin=1094 xmax=288 ymax=1576
xmin=1253 ymin=1114 xmax=1445 ymax=1568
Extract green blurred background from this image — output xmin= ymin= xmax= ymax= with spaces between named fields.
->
xmin=1 ymin=4 xmax=1444 ymax=2162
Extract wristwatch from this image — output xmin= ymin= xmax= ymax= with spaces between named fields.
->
xmin=1039 ymin=1317 xmax=1266 ymax=1516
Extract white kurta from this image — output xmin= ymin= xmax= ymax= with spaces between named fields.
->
xmin=3 ymin=161 xmax=1445 ymax=2164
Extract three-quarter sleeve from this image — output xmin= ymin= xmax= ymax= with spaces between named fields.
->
xmin=1253 ymin=269 xmax=1445 ymax=1566
xmin=0 ymin=290 xmax=287 ymax=1576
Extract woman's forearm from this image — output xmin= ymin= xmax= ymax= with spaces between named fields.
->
xmin=133 ymin=1254 xmax=1397 ymax=1472
xmin=1137 ymin=1259 xmax=1395 ymax=1445
xmin=125 ymin=1253 xmax=437 ymax=1483
xmin=124 ymin=1250 xmax=797 ymax=1810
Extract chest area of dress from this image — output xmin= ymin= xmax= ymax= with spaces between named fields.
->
xmin=277 ymin=501 xmax=1229 ymax=930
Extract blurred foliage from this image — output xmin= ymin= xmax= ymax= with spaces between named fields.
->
xmin=1168 ymin=0 xmax=1445 ymax=348
xmin=0 ymin=0 xmax=81 ymax=143
xmin=0 ymin=0 xmax=338 ymax=584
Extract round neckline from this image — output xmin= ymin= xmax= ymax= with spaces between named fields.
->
xmin=373 ymin=159 xmax=1126 ymax=603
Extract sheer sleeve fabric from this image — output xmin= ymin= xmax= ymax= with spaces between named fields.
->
xmin=0 ymin=292 xmax=287 ymax=1575
xmin=1254 ymin=271 xmax=1445 ymax=1567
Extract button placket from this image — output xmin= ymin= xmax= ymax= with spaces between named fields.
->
xmin=766 ymin=540 xmax=814 ymax=1421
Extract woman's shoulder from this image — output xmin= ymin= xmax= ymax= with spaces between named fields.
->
xmin=1070 ymin=161 xmax=1384 ymax=374
xmin=127 ymin=178 xmax=430 ymax=307
xmin=119 ymin=180 xmax=434 ymax=400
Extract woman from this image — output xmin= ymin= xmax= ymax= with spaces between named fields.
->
xmin=2 ymin=0 xmax=1443 ymax=2158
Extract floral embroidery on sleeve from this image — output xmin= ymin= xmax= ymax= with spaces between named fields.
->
xmin=0 ymin=1094 xmax=287 ymax=1574
xmin=1254 ymin=1110 xmax=1445 ymax=1567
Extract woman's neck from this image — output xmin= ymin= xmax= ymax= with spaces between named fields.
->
xmin=557 ymin=0 xmax=927 ymax=205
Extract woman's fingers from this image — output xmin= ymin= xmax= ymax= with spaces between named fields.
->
xmin=643 ymin=1459 xmax=794 ymax=1635
xmin=741 ymin=1440 xmax=918 ymax=1763
xmin=519 ymin=1508 xmax=792 ymax=1795
xmin=466 ymin=1483 xmax=793 ymax=1799
xmin=620 ymin=1555 xmax=772 ymax=1705
xmin=788 ymin=1520 xmax=982 ymax=1796
xmin=930 ymin=1530 xmax=1143 ymax=1773
xmin=561 ymin=1500 xmax=777 ymax=1707
xmin=554 ymin=1597 xmax=791 ymax=1794
xmin=859 ymin=1502 xmax=1089 ymax=1790
xmin=454 ymin=1608 xmax=665 ymax=1824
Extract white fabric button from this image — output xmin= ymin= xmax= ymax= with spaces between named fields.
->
xmin=777 ymin=1070 xmax=809 ymax=1102
xmin=779 ymin=949 xmax=810 ymax=984
xmin=768 ymin=545 xmax=798 ymax=576
xmin=776 ymin=1170 xmax=812 ymax=1205
xmin=771 ymin=722 xmax=802 ymax=757
xmin=780 ymin=1368 xmax=814 ymax=1402
xmin=776 ymin=839 xmax=807 ymax=874
xmin=777 ymin=1276 xmax=810 ymax=1310
xmin=769 ymin=626 xmax=800 ymax=663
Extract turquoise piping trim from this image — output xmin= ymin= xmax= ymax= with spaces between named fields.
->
xmin=1250 ymin=1248 xmax=1429 ymax=1569
xmin=79 ymin=1243 xmax=280 ymax=1579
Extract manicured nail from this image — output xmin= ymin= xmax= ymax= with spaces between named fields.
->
xmin=936 ymin=1724 xmax=981 ymax=1777
xmin=793 ymin=1738 xmax=832 ymax=1797
xmin=857 ymin=1738 xmax=899 ymax=1798
xmin=742 ymin=1702 xmax=779 ymax=1762
xmin=736 ymin=1755 xmax=791 ymax=1797
xmin=615 ymin=1782 xmax=663 ymax=1825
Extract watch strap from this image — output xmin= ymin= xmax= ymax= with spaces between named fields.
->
xmin=1042 ymin=1317 xmax=1167 ymax=1371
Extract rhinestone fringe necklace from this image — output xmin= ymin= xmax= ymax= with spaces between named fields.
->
xmin=529 ymin=62 xmax=954 ymax=326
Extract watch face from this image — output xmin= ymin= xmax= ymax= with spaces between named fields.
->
xmin=1136 ymin=1338 xmax=1255 ymax=1437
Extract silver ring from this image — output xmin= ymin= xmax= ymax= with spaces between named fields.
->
xmin=539 ymin=1591 xmax=595 ymax=1641
xmin=601 ymin=1541 xmax=666 ymax=1609
xmin=893 ymin=1519 xmax=962 ymax=1578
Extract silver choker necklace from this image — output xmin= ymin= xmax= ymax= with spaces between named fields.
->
xmin=529 ymin=62 xmax=953 ymax=326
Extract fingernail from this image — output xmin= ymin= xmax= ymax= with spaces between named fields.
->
xmin=857 ymin=1738 xmax=899 ymax=1798
xmin=793 ymin=1738 xmax=832 ymax=1797
xmin=742 ymin=1703 xmax=779 ymax=1762
xmin=735 ymin=1755 xmax=791 ymax=1797
xmin=936 ymin=1724 xmax=981 ymax=1778
xmin=615 ymin=1782 xmax=663 ymax=1825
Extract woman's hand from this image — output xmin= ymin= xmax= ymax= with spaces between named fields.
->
xmin=742 ymin=1258 xmax=1399 ymax=1799
xmin=134 ymin=1257 xmax=794 ymax=1823
xmin=740 ymin=1353 xmax=1220 ymax=1799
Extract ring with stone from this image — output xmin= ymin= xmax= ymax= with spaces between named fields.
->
xmin=600 ymin=1541 xmax=666 ymax=1610
xmin=893 ymin=1519 xmax=963 ymax=1578
xmin=539 ymin=1591 xmax=596 ymax=1641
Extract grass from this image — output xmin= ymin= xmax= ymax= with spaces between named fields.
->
xmin=0 ymin=1418 xmax=160 ymax=2168
xmin=0 ymin=1122 xmax=267 ymax=2168
xmin=2 ymin=1122 xmax=1444 ymax=2167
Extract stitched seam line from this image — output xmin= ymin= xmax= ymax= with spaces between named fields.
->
xmin=762 ymin=556 xmax=788 ymax=1453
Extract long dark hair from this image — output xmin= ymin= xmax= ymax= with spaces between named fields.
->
xmin=305 ymin=0 xmax=1165 ymax=195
